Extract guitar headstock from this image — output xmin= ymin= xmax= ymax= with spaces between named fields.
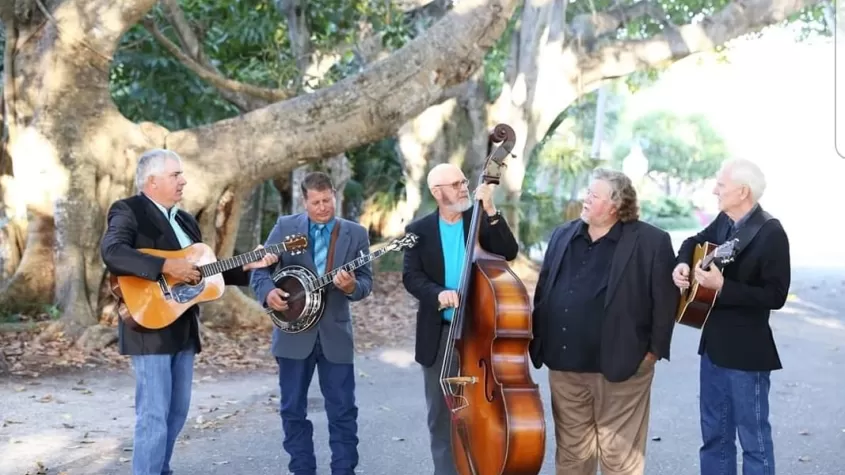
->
xmin=387 ymin=232 xmax=419 ymax=252
xmin=479 ymin=123 xmax=517 ymax=186
xmin=714 ymin=238 xmax=739 ymax=265
xmin=282 ymin=233 xmax=308 ymax=255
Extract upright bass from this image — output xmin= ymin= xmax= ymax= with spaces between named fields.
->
xmin=440 ymin=124 xmax=546 ymax=475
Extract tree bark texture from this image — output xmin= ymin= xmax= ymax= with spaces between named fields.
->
xmin=0 ymin=0 xmax=520 ymax=345
xmin=374 ymin=72 xmax=488 ymax=236
xmin=491 ymin=0 xmax=822 ymax=238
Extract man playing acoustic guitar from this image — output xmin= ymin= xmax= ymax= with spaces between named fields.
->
xmin=100 ymin=149 xmax=278 ymax=475
xmin=673 ymin=158 xmax=791 ymax=475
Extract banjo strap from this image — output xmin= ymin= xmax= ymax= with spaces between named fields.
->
xmin=323 ymin=219 xmax=342 ymax=274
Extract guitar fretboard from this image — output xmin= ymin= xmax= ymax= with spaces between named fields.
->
xmin=199 ymin=242 xmax=289 ymax=277
xmin=313 ymin=247 xmax=393 ymax=290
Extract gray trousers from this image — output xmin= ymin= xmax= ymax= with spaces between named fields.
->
xmin=422 ymin=324 xmax=459 ymax=475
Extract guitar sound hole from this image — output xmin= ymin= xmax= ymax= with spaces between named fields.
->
xmin=171 ymin=282 xmax=206 ymax=303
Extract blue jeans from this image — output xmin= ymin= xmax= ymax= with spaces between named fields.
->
xmin=130 ymin=348 xmax=195 ymax=475
xmin=276 ymin=339 xmax=358 ymax=475
xmin=699 ymin=351 xmax=775 ymax=475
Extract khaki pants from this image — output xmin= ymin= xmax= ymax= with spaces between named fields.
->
xmin=548 ymin=360 xmax=655 ymax=475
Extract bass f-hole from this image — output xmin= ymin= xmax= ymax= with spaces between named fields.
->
xmin=478 ymin=358 xmax=495 ymax=403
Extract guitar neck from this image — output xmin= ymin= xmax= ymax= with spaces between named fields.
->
xmin=313 ymin=247 xmax=392 ymax=289
xmin=199 ymin=242 xmax=288 ymax=276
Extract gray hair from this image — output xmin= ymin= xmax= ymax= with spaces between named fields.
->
xmin=721 ymin=159 xmax=766 ymax=202
xmin=135 ymin=149 xmax=181 ymax=192
xmin=590 ymin=168 xmax=640 ymax=222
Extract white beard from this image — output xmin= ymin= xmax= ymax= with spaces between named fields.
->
xmin=446 ymin=199 xmax=472 ymax=213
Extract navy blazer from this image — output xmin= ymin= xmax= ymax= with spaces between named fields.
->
xmin=250 ymin=213 xmax=373 ymax=364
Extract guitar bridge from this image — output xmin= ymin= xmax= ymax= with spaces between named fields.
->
xmin=158 ymin=277 xmax=173 ymax=301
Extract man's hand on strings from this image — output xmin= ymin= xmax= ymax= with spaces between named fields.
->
xmin=266 ymin=288 xmax=289 ymax=312
xmin=438 ymin=290 xmax=459 ymax=310
xmin=243 ymin=245 xmax=279 ymax=271
xmin=334 ymin=269 xmax=356 ymax=294
xmin=474 ymin=183 xmax=497 ymax=216
xmin=163 ymin=258 xmax=200 ymax=284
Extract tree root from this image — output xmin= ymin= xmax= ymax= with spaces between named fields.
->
xmin=201 ymin=287 xmax=271 ymax=331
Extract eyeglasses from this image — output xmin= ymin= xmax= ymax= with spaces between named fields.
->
xmin=434 ymin=179 xmax=469 ymax=190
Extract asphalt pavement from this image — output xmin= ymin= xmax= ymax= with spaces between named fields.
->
xmin=2 ymin=265 xmax=843 ymax=475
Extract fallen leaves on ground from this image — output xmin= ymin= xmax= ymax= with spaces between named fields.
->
xmin=0 ymin=269 xmax=539 ymax=379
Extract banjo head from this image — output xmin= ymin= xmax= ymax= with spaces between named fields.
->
xmin=272 ymin=273 xmax=308 ymax=323
xmin=269 ymin=265 xmax=325 ymax=332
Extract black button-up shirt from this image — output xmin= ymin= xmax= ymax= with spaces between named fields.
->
xmin=542 ymin=221 xmax=621 ymax=373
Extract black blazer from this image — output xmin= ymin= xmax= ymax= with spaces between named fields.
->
xmin=530 ymin=219 xmax=678 ymax=383
xmin=100 ymin=194 xmax=249 ymax=356
xmin=402 ymin=208 xmax=519 ymax=367
xmin=676 ymin=206 xmax=790 ymax=372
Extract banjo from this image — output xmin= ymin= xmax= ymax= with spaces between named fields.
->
xmin=266 ymin=232 xmax=419 ymax=333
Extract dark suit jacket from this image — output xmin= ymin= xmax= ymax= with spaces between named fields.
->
xmin=100 ymin=194 xmax=249 ymax=356
xmin=676 ymin=206 xmax=790 ymax=372
xmin=402 ymin=208 xmax=519 ymax=368
xmin=530 ymin=219 xmax=678 ymax=383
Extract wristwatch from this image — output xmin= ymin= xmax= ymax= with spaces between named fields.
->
xmin=487 ymin=210 xmax=501 ymax=224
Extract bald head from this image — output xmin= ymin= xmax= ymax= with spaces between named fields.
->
xmin=427 ymin=163 xmax=471 ymax=213
xmin=427 ymin=163 xmax=464 ymax=190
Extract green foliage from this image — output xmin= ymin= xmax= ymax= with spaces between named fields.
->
xmin=518 ymin=190 xmax=565 ymax=251
xmin=613 ymin=110 xmax=727 ymax=184
xmin=482 ymin=8 xmax=520 ymax=101
xmin=344 ymin=137 xmax=406 ymax=220
xmin=640 ymin=196 xmax=698 ymax=230
xmin=109 ymin=0 xmax=411 ymax=129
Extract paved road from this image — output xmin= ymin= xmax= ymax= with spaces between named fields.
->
xmin=2 ymin=265 xmax=844 ymax=475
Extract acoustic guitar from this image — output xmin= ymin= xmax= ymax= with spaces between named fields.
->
xmin=675 ymin=238 xmax=738 ymax=329
xmin=109 ymin=234 xmax=308 ymax=331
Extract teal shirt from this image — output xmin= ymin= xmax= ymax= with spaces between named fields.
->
xmin=146 ymin=195 xmax=193 ymax=249
xmin=439 ymin=217 xmax=465 ymax=322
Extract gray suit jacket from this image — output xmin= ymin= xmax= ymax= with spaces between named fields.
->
xmin=250 ymin=213 xmax=373 ymax=364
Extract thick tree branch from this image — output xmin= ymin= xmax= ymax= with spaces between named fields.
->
xmin=157 ymin=0 xmax=268 ymax=111
xmin=165 ymin=0 xmax=517 ymax=190
xmin=141 ymin=19 xmax=294 ymax=104
xmin=54 ymin=0 xmax=159 ymax=57
xmin=570 ymin=1 xmax=671 ymax=44
xmin=577 ymin=0 xmax=824 ymax=84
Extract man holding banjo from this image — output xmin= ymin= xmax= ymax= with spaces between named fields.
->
xmin=250 ymin=171 xmax=374 ymax=475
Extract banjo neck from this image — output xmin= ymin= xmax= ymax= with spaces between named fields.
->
xmin=313 ymin=246 xmax=393 ymax=289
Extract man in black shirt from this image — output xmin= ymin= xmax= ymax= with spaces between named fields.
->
xmin=673 ymin=159 xmax=789 ymax=475
xmin=530 ymin=168 xmax=678 ymax=475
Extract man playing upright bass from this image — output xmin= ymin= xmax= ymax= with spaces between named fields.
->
xmin=401 ymin=163 xmax=519 ymax=475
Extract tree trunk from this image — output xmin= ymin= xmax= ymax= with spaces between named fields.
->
xmin=0 ymin=0 xmax=813 ymax=348
xmin=369 ymin=73 xmax=488 ymax=236
xmin=2 ymin=1 xmax=161 ymax=344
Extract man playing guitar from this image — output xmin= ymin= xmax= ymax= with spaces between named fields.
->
xmin=672 ymin=158 xmax=791 ymax=475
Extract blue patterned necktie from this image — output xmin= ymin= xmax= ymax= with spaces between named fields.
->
xmin=313 ymin=224 xmax=327 ymax=275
